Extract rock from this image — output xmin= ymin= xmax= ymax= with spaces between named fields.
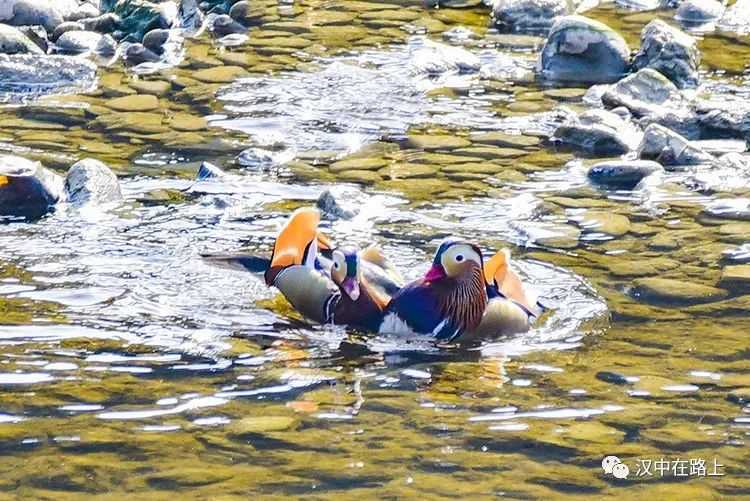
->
xmin=196 ymin=161 xmax=225 ymax=180
xmin=602 ymin=69 xmax=686 ymax=118
xmin=676 ymin=0 xmax=725 ymax=24
xmin=317 ymin=190 xmax=356 ymax=220
xmin=51 ymin=21 xmax=84 ymax=42
xmin=329 ymin=158 xmax=387 ymax=173
xmin=110 ymin=0 xmax=175 ymax=41
xmin=718 ymin=0 xmax=750 ymax=33
xmin=65 ymin=159 xmax=123 ymax=206
xmin=142 ymin=28 xmax=170 ymax=54
xmin=470 ymin=131 xmax=540 ymax=148
xmin=0 ymin=54 xmax=97 ymax=98
xmin=723 ymin=244 xmax=750 ymax=264
xmin=68 ymin=2 xmax=100 ymax=21
xmin=123 ymin=42 xmax=160 ymax=64
xmin=106 ymin=94 xmax=160 ymax=112
xmin=406 ymin=134 xmax=471 ymax=150
xmin=0 ymin=154 xmax=65 ymax=218
xmin=575 ymin=210 xmax=631 ymax=237
xmin=211 ymin=14 xmax=246 ymax=37
xmin=192 ymin=65 xmax=246 ymax=83
xmin=236 ymin=147 xmax=292 ymax=168
xmin=229 ymin=0 xmax=263 ymax=26
xmin=129 ymin=78 xmax=170 ymax=96
xmin=410 ymin=38 xmax=480 ymax=75
xmin=598 ymin=68 xmax=701 ymax=138
xmin=178 ymin=0 xmax=204 ymax=33
xmin=0 ymin=0 xmax=71 ymax=31
xmin=491 ymin=0 xmax=568 ymax=33
xmin=537 ymin=16 xmax=630 ymax=84
xmin=588 ymin=160 xmax=662 ymax=189
xmin=55 ymin=30 xmax=117 ymax=55
xmin=631 ymin=277 xmax=728 ymax=305
xmin=552 ymin=108 xmax=642 ymax=155
xmin=638 ymin=124 xmax=713 ymax=167
xmin=80 ymin=13 xmax=121 ymax=34
xmin=719 ymin=264 xmax=750 ymax=293
xmin=0 ymin=23 xmax=44 ymax=54
xmin=695 ymin=96 xmax=750 ymax=140
xmin=596 ymin=371 xmax=633 ymax=385
xmin=228 ymin=416 xmax=297 ymax=434
xmin=632 ymin=20 xmax=700 ymax=89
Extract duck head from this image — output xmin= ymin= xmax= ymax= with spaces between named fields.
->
xmin=331 ymin=247 xmax=361 ymax=301
xmin=425 ymin=238 xmax=484 ymax=283
xmin=264 ymin=208 xmax=323 ymax=286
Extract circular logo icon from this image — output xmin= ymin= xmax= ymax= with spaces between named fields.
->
xmin=612 ymin=462 xmax=630 ymax=479
xmin=602 ymin=455 xmax=620 ymax=474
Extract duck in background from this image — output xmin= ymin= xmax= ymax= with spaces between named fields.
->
xmin=379 ymin=239 xmax=541 ymax=342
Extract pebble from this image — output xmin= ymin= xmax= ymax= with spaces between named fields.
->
xmin=575 ymin=211 xmax=631 ymax=237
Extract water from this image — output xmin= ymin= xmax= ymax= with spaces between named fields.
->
xmin=0 ymin=0 xmax=749 ymax=498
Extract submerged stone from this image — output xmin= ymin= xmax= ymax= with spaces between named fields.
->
xmin=588 ymin=160 xmax=662 ymax=189
xmin=632 ymin=277 xmax=728 ymax=305
xmin=632 ymin=20 xmax=700 ymax=89
xmin=106 ymin=94 xmax=159 ymax=112
xmin=65 ymin=158 xmax=123 ymax=206
xmin=575 ymin=210 xmax=631 ymax=236
xmin=317 ymin=190 xmax=356 ymax=220
xmin=0 ymin=154 xmax=65 ymax=218
xmin=538 ymin=16 xmax=630 ymax=84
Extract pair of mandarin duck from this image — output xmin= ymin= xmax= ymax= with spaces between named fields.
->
xmin=209 ymin=208 xmax=543 ymax=342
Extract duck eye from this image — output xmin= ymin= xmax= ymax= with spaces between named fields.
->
xmin=456 ymin=254 xmax=464 ymax=262
xmin=334 ymin=262 xmax=340 ymax=269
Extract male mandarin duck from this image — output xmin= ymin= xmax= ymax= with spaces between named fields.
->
xmin=379 ymin=239 xmax=541 ymax=341
xmin=263 ymin=208 xmax=391 ymax=331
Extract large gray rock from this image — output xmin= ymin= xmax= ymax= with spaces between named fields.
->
xmin=719 ymin=0 xmax=750 ymax=33
xmin=491 ymin=0 xmax=568 ymax=33
xmin=537 ymin=16 xmax=630 ymax=84
xmin=0 ymin=0 xmax=80 ymax=31
xmin=0 ymin=54 xmax=98 ymax=98
xmin=55 ymin=30 xmax=117 ymax=55
xmin=588 ymin=160 xmax=662 ymax=189
xmin=552 ymin=108 xmax=643 ymax=155
xmin=601 ymin=69 xmax=701 ymax=138
xmin=632 ymin=19 xmax=700 ymax=89
xmin=695 ymin=96 xmax=750 ymax=140
xmin=410 ymin=38 xmax=481 ymax=75
xmin=65 ymin=159 xmax=123 ymax=206
xmin=638 ymin=123 xmax=714 ymax=167
xmin=602 ymin=69 xmax=685 ymax=117
xmin=675 ymin=0 xmax=725 ymax=24
xmin=0 ymin=155 xmax=65 ymax=218
xmin=0 ymin=23 xmax=43 ymax=54
xmin=51 ymin=21 xmax=85 ymax=42
xmin=81 ymin=13 xmax=122 ymax=33
xmin=229 ymin=0 xmax=263 ymax=27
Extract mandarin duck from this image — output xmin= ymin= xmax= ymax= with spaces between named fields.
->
xmin=260 ymin=208 xmax=392 ymax=331
xmin=379 ymin=239 xmax=541 ymax=341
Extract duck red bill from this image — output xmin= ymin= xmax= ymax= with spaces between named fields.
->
xmin=424 ymin=264 xmax=446 ymax=282
xmin=341 ymin=277 xmax=360 ymax=301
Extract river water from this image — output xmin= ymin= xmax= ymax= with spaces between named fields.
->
xmin=0 ymin=1 xmax=748 ymax=498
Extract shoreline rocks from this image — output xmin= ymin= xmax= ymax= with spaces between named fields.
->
xmin=552 ymin=108 xmax=643 ymax=155
xmin=538 ymin=16 xmax=630 ymax=84
xmin=0 ymin=155 xmax=122 ymax=219
xmin=491 ymin=0 xmax=568 ymax=33
xmin=632 ymin=20 xmax=700 ymax=89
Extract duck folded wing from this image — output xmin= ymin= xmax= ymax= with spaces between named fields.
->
xmin=273 ymin=265 xmax=337 ymax=324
